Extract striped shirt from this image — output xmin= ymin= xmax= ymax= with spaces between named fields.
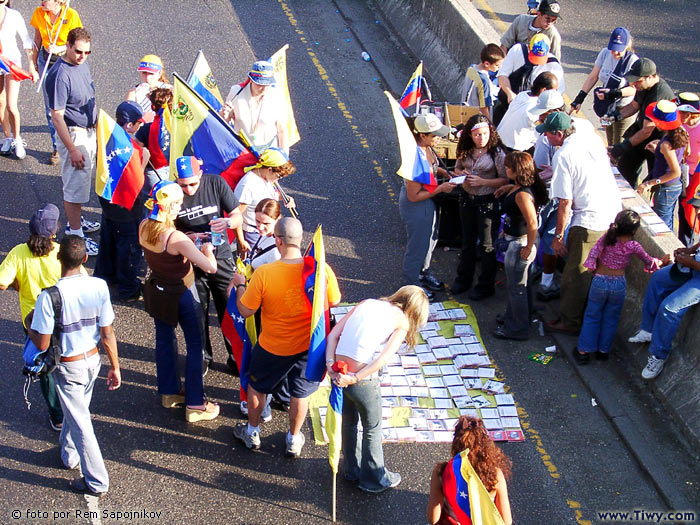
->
xmin=461 ymin=65 xmax=493 ymax=108
xmin=31 ymin=274 xmax=114 ymax=357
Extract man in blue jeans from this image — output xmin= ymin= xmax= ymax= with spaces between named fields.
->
xmin=629 ymin=190 xmax=700 ymax=379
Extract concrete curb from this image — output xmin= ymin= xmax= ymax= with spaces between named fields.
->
xmin=548 ymin=330 xmax=693 ymax=513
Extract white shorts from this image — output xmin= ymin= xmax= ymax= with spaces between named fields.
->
xmin=57 ymin=126 xmax=96 ymax=204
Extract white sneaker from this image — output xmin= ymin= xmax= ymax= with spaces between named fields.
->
xmin=628 ymin=329 xmax=652 ymax=344
xmin=14 ymin=137 xmax=26 ymax=159
xmin=285 ymin=432 xmax=305 ymax=458
xmin=65 ymin=216 xmax=101 ymax=235
xmin=641 ymin=355 xmax=665 ymax=380
xmin=0 ymin=137 xmax=13 ymax=155
xmin=240 ymin=400 xmax=248 ymax=416
xmin=84 ymin=237 xmax=99 ymax=256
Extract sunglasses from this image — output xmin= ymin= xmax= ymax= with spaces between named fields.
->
xmin=74 ymin=49 xmax=91 ymax=56
xmin=177 ymin=181 xmax=199 ymax=188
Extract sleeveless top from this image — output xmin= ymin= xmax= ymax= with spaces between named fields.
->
xmin=502 ymin=186 xmax=534 ymax=237
xmin=650 ymin=136 xmax=684 ymax=186
xmin=335 ymin=300 xmax=402 ymax=364
xmin=142 ymin=230 xmax=194 ymax=325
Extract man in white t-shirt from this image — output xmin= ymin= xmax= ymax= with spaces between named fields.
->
xmin=220 ymin=61 xmax=287 ymax=153
xmin=28 ymin=235 xmax=120 ymax=497
xmin=537 ymin=113 xmax=621 ymax=333
xmin=497 ymin=71 xmax=558 ymax=151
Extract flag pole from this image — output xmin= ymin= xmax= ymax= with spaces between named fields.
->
xmin=274 ymin=181 xmax=299 ymax=219
xmin=185 ymin=50 xmax=203 ymax=83
xmin=37 ymin=0 xmax=70 ymax=93
xmin=332 ymin=472 xmax=337 ymax=522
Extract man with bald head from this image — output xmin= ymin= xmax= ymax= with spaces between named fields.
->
xmin=230 ymin=218 xmax=341 ymax=457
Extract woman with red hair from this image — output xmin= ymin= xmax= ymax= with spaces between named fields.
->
xmin=427 ymin=416 xmax=513 ymax=525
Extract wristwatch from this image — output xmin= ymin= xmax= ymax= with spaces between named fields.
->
xmin=554 ymin=233 xmax=563 ymax=240
xmin=655 ymin=178 xmax=661 ymax=186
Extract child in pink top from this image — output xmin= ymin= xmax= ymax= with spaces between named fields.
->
xmin=573 ymin=210 xmax=669 ymax=363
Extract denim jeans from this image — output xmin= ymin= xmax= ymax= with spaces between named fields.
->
xmin=399 ymin=186 xmax=438 ymax=285
xmin=342 ymin=378 xmax=393 ymax=491
xmin=652 ymin=181 xmax=682 ymax=231
xmin=455 ymin=193 xmax=500 ymax=293
xmin=37 ymin=50 xmax=58 ymax=151
xmin=153 ymin=288 xmax=205 ymax=406
xmin=94 ymin=217 xmax=142 ymax=299
xmin=641 ymin=265 xmax=700 ymax=360
xmin=502 ymin=237 xmax=536 ymax=339
xmin=577 ymin=275 xmax=626 ymax=353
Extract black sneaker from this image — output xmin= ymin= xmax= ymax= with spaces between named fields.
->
xmin=468 ymin=288 xmax=495 ymax=301
xmin=572 ymin=347 xmax=590 ymax=365
xmin=419 ymin=270 xmax=445 ymax=291
xmin=595 ymin=351 xmax=610 ymax=361
xmin=450 ymin=280 xmax=470 ymax=295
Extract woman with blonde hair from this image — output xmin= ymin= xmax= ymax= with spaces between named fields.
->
xmin=326 ymin=285 xmax=429 ymax=493
xmin=427 ymin=416 xmax=513 ymax=524
xmin=138 ymin=180 xmax=219 ymax=422
xmin=126 ymin=54 xmax=171 ymax=121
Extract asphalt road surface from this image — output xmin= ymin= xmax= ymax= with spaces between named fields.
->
xmin=0 ymin=1 xmax=698 ymax=524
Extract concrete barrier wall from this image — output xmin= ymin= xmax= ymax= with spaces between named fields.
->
xmin=372 ymin=0 xmax=700 ymax=448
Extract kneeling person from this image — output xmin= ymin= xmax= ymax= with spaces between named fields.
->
xmin=231 ymin=218 xmax=341 ymax=457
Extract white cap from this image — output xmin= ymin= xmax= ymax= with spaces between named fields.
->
xmin=414 ymin=113 xmax=449 ymax=137
xmin=528 ymin=90 xmax=565 ymax=121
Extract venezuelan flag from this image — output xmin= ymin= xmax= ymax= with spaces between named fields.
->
xmin=221 ymin=259 xmax=257 ymax=400
xmin=186 ymin=50 xmax=224 ymax=111
xmin=95 ymin=110 xmax=144 ymax=210
xmin=147 ymin=107 xmax=171 ymax=170
xmin=326 ymin=377 xmax=343 ymax=474
xmin=269 ymin=44 xmax=300 ymax=148
xmin=0 ymin=55 xmax=32 ymax=81
xmin=442 ymin=449 xmax=506 ymax=525
xmin=399 ymin=62 xmax=423 ymax=111
xmin=303 ymin=225 xmax=330 ymax=382
xmin=384 ymin=92 xmax=437 ymax=192
xmin=170 ymin=73 xmax=255 ymax=178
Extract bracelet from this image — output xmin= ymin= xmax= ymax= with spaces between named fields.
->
xmin=236 ymin=283 xmax=246 ymax=291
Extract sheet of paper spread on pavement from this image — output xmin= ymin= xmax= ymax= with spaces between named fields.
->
xmin=309 ymin=302 xmax=523 ymax=445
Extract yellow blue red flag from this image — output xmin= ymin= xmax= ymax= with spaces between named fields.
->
xmin=269 ymin=44 xmax=300 ymax=148
xmin=186 ymin=50 xmax=224 ymax=111
xmin=95 ymin=109 xmax=144 ymax=210
xmin=302 ymin=225 xmax=329 ymax=381
xmin=399 ymin=62 xmax=423 ymax=110
xmin=326 ymin=362 xmax=346 ymax=474
xmin=170 ymin=73 xmax=256 ymax=179
xmin=442 ymin=449 xmax=506 ymax=525
xmin=384 ymin=91 xmax=437 ymax=192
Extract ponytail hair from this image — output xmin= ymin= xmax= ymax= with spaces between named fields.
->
xmin=604 ymin=209 xmax=641 ymax=246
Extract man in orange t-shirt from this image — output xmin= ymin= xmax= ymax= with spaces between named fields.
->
xmin=231 ymin=217 xmax=341 ymax=457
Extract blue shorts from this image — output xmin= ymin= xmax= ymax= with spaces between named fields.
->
xmin=247 ymin=342 xmax=319 ymax=399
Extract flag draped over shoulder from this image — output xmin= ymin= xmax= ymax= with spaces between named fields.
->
xmin=682 ymin=164 xmax=700 ymax=236
xmin=303 ymin=225 xmax=330 ymax=382
xmin=170 ymin=73 xmax=256 ymax=178
xmin=269 ymin=44 xmax=300 ymax=148
xmin=221 ymin=258 xmax=257 ymax=398
xmin=186 ymin=50 xmax=224 ymax=111
xmin=0 ymin=55 xmax=32 ymax=81
xmin=326 ymin=361 xmax=346 ymax=475
xmin=148 ymin=107 xmax=171 ymax=170
xmin=442 ymin=450 xmax=506 ymax=525
xmin=95 ymin=109 xmax=144 ymax=210
xmin=399 ymin=62 xmax=423 ymax=110
xmin=384 ymin=91 xmax=437 ymax=192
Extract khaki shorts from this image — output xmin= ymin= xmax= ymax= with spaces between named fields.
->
xmin=56 ymin=126 xmax=96 ymax=204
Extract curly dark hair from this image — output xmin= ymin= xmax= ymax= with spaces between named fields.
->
xmin=450 ymin=416 xmax=512 ymax=491
xmin=604 ymin=209 xmax=641 ymax=247
xmin=27 ymin=234 xmax=55 ymax=258
xmin=269 ymin=160 xmax=296 ymax=178
xmin=456 ymin=114 xmax=503 ymax=160
xmin=666 ymin=126 xmax=689 ymax=151
xmin=504 ymin=151 xmax=549 ymax=207
xmin=148 ymin=87 xmax=173 ymax=112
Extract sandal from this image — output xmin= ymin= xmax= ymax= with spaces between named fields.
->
xmin=161 ymin=392 xmax=186 ymax=408
xmin=186 ymin=401 xmax=220 ymax=422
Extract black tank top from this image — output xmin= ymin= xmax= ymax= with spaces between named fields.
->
xmin=502 ymin=186 xmax=534 ymax=237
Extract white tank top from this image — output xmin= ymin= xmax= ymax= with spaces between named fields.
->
xmin=336 ymin=300 xmax=402 ymax=364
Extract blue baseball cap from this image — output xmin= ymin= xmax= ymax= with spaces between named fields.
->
xmin=608 ymin=27 xmax=631 ymax=52
xmin=115 ymin=100 xmax=144 ymax=126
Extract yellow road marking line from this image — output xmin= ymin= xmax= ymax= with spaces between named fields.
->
xmin=277 ymin=0 xmax=396 ymax=204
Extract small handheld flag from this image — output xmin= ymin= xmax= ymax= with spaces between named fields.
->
xmin=186 ymin=50 xmax=224 ymax=111
xmin=399 ymin=62 xmax=423 ymax=111
xmin=0 ymin=55 xmax=32 ymax=82
xmin=302 ymin=225 xmax=330 ymax=382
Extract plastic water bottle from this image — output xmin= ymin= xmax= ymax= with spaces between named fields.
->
xmin=361 ymin=51 xmax=371 ymax=62
xmin=210 ymin=215 xmax=224 ymax=246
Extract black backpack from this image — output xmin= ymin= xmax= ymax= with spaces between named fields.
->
xmin=497 ymin=44 xmax=559 ymax=105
